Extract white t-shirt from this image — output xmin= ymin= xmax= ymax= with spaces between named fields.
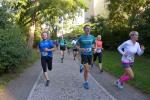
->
xmin=118 ymin=40 xmax=144 ymax=63
xmin=71 ymin=40 xmax=77 ymax=46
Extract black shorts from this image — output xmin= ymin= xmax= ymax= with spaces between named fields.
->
xmin=41 ymin=56 xmax=52 ymax=72
xmin=81 ymin=54 xmax=92 ymax=65
xmin=67 ymin=47 xmax=71 ymax=49
xmin=60 ymin=45 xmax=66 ymax=51
xmin=93 ymin=52 xmax=102 ymax=63
xmin=73 ymin=48 xmax=78 ymax=51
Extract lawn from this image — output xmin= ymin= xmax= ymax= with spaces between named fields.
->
xmin=102 ymin=50 xmax=150 ymax=94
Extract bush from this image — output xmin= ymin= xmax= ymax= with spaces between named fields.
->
xmin=0 ymin=26 xmax=31 ymax=73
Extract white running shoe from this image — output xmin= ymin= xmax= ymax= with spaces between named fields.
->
xmin=115 ymin=80 xmax=124 ymax=89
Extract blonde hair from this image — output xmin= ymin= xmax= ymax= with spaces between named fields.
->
xmin=129 ymin=31 xmax=139 ymax=37
xmin=97 ymin=35 xmax=101 ymax=39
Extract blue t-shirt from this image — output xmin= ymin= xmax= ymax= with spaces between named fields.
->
xmin=39 ymin=40 xmax=54 ymax=57
xmin=77 ymin=34 xmax=95 ymax=55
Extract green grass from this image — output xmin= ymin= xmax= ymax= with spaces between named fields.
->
xmin=0 ymin=49 xmax=39 ymax=90
xmin=102 ymin=50 xmax=150 ymax=94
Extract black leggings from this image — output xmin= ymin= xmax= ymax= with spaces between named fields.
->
xmin=93 ymin=52 xmax=102 ymax=63
xmin=41 ymin=57 xmax=52 ymax=72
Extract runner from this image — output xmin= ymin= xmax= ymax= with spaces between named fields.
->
xmin=66 ymin=39 xmax=72 ymax=55
xmin=59 ymin=36 xmax=66 ymax=63
xmin=71 ymin=38 xmax=78 ymax=60
xmin=93 ymin=35 xmax=103 ymax=72
xmin=39 ymin=32 xmax=55 ymax=86
xmin=77 ymin=25 xmax=95 ymax=89
xmin=115 ymin=31 xmax=145 ymax=89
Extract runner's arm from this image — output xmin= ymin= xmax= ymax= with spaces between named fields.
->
xmin=117 ymin=42 xmax=127 ymax=55
xmin=137 ymin=44 xmax=144 ymax=56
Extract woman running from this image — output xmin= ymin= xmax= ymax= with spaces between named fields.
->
xmin=39 ymin=32 xmax=55 ymax=86
xmin=115 ymin=31 xmax=145 ymax=89
xmin=93 ymin=35 xmax=103 ymax=72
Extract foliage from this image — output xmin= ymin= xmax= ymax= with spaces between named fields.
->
xmin=11 ymin=0 xmax=86 ymax=47
xmin=0 ymin=2 xmax=32 ymax=73
xmin=87 ymin=0 xmax=150 ymax=53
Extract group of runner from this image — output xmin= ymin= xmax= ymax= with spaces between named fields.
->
xmin=38 ymin=25 xmax=145 ymax=89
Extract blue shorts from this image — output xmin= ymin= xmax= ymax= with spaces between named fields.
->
xmin=122 ymin=62 xmax=134 ymax=68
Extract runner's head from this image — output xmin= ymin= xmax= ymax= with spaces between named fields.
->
xmin=83 ymin=24 xmax=91 ymax=35
xmin=97 ymin=35 xmax=101 ymax=40
xmin=129 ymin=31 xmax=139 ymax=41
xmin=61 ymin=35 xmax=64 ymax=39
xmin=41 ymin=32 xmax=48 ymax=40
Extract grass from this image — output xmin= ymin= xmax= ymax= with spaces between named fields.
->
xmin=0 ymin=49 xmax=39 ymax=91
xmin=101 ymin=50 xmax=150 ymax=94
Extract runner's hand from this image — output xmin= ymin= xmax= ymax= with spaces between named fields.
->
xmin=123 ymin=51 xmax=127 ymax=56
xmin=80 ymin=48 xmax=85 ymax=52
xmin=44 ymin=48 xmax=50 ymax=51
xmin=141 ymin=45 xmax=145 ymax=51
xmin=94 ymin=49 xmax=97 ymax=53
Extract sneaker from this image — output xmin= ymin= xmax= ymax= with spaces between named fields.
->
xmin=45 ymin=80 xmax=50 ymax=87
xmin=91 ymin=63 xmax=94 ymax=67
xmin=115 ymin=80 xmax=123 ymax=89
xmin=83 ymin=82 xmax=89 ymax=89
xmin=100 ymin=69 xmax=103 ymax=73
xmin=80 ymin=64 xmax=83 ymax=73
xmin=61 ymin=58 xmax=63 ymax=63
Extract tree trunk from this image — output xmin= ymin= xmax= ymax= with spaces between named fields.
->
xmin=27 ymin=18 xmax=35 ymax=48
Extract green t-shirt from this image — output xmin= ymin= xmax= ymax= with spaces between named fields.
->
xmin=59 ymin=39 xmax=66 ymax=46
xmin=67 ymin=41 xmax=72 ymax=48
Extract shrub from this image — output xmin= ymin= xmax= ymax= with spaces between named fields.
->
xmin=0 ymin=26 xmax=31 ymax=73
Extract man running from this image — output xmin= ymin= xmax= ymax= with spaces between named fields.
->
xmin=77 ymin=25 xmax=95 ymax=89
xmin=59 ymin=36 xmax=66 ymax=63
xmin=71 ymin=38 xmax=78 ymax=60
xmin=39 ymin=32 xmax=55 ymax=86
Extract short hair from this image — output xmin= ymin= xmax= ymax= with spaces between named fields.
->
xmin=41 ymin=32 xmax=48 ymax=35
xmin=97 ymin=35 xmax=101 ymax=38
xmin=129 ymin=31 xmax=139 ymax=37
xmin=83 ymin=24 xmax=91 ymax=29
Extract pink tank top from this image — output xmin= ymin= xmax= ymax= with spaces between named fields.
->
xmin=96 ymin=40 xmax=103 ymax=48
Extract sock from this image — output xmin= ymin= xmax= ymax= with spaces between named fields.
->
xmin=119 ymin=75 xmax=130 ymax=84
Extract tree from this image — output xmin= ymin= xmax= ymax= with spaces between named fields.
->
xmin=11 ymin=0 xmax=86 ymax=48
xmin=108 ymin=0 xmax=145 ymax=30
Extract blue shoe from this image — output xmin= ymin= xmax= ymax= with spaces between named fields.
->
xmin=80 ymin=64 xmax=83 ymax=73
xmin=83 ymin=82 xmax=89 ymax=89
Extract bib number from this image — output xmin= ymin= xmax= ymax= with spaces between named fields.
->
xmin=85 ymin=48 xmax=92 ymax=53
xmin=126 ymin=55 xmax=134 ymax=61
xmin=41 ymin=52 xmax=48 ymax=56
xmin=97 ymin=48 xmax=102 ymax=53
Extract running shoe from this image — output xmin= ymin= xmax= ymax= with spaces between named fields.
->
xmin=100 ymin=69 xmax=103 ymax=73
xmin=83 ymin=82 xmax=89 ymax=89
xmin=45 ymin=80 xmax=50 ymax=87
xmin=91 ymin=63 xmax=94 ymax=67
xmin=115 ymin=80 xmax=123 ymax=89
xmin=61 ymin=58 xmax=63 ymax=63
